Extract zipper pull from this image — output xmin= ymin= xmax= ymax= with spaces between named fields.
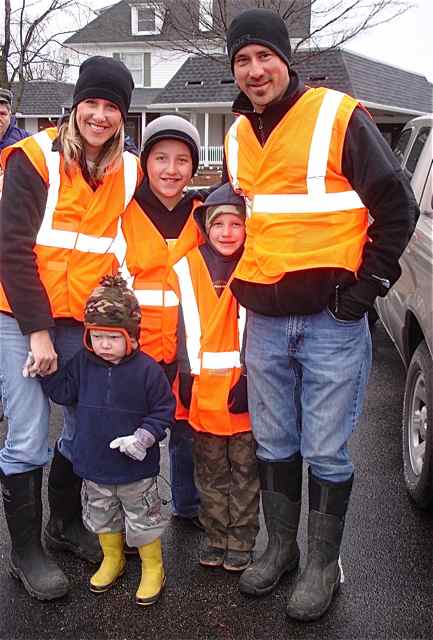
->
xmin=335 ymin=285 xmax=340 ymax=314
xmin=258 ymin=116 xmax=265 ymax=145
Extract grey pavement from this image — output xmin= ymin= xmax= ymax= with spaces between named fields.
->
xmin=0 ymin=323 xmax=432 ymax=639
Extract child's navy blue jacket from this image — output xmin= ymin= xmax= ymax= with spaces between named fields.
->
xmin=41 ymin=348 xmax=175 ymax=485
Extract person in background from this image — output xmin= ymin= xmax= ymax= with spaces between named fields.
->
xmin=41 ymin=275 xmax=174 ymax=606
xmin=122 ymin=115 xmax=204 ymax=528
xmin=0 ymin=88 xmax=29 ymax=151
xmin=174 ymin=182 xmax=259 ymax=572
xmin=223 ymin=8 xmax=419 ymax=621
xmin=0 ymin=88 xmax=29 ymax=415
xmin=0 ymin=55 xmax=140 ymax=601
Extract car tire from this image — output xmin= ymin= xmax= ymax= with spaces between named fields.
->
xmin=402 ymin=340 xmax=433 ymax=510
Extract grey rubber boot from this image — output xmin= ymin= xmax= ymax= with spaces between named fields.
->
xmin=286 ymin=470 xmax=353 ymax=621
xmin=44 ymin=443 xmax=102 ymax=564
xmin=1 ymin=468 xmax=69 ymax=600
xmin=239 ymin=454 xmax=302 ymax=596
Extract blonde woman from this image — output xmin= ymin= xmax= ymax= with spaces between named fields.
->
xmin=0 ymin=56 xmax=140 ymax=601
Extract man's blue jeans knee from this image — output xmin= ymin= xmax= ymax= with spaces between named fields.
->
xmin=246 ymin=308 xmax=372 ymax=483
xmin=169 ymin=419 xmax=199 ymax=517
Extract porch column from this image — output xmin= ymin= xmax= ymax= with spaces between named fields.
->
xmin=204 ymin=111 xmax=209 ymax=167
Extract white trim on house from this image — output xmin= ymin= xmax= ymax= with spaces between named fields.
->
xmin=148 ymin=101 xmax=233 ymax=111
xmin=362 ymin=101 xmax=427 ymax=117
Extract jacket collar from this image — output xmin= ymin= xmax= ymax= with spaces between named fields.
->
xmin=232 ymin=68 xmax=307 ymax=118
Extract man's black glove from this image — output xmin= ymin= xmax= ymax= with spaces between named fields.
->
xmin=228 ymin=375 xmax=248 ymax=414
xmin=330 ymin=278 xmax=383 ymax=321
xmin=179 ymin=372 xmax=193 ymax=409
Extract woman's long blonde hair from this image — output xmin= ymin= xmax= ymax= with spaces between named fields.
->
xmin=58 ymin=108 xmax=125 ymax=183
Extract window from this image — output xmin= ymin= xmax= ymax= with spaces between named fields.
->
xmin=405 ymin=127 xmax=431 ymax=179
xmin=113 ymin=52 xmax=151 ymax=87
xmin=131 ymin=4 xmax=163 ymax=35
xmin=393 ymin=128 xmax=412 ymax=165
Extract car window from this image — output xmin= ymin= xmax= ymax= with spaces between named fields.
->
xmin=405 ymin=127 xmax=432 ymax=179
xmin=393 ymin=128 xmax=412 ymax=164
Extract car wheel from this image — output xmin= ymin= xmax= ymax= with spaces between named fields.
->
xmin=402 ymin=340 xmax=433 ymax=510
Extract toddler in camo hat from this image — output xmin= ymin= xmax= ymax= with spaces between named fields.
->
xmin=84 ymin=274 xmax=141 ymax=357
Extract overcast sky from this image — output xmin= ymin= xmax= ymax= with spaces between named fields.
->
xmin=344 ymin=0 xmax=432 ymax=83
xmin=6 ymin=1 xmax=431 ymax=85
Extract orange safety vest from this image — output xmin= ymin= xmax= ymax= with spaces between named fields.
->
xmin=224 ymin=88 xmax=369 ymax=285
xmin=122 ymin=198 xmax=202 ymax=363
xmin=0 ymin=128 xmax=139 ymax=320
xmin=172 ymin=248 xmax=250 ymax=436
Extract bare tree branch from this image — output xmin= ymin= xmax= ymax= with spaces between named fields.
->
xmin=142 ymin=0 xmax=414 ymax=64
xmin=1 ymin=0 xmax=97 ymax=107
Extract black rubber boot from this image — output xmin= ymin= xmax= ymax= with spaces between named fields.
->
xmin=0 ymin=468 xmax=69 ymax=600
xmin=44 ymin=443 xmax=102 ymax=564
xmin=239 ymin=454 xmax=302 ymax=596
xmin=286 ymin=470 xmax=353 ymax=622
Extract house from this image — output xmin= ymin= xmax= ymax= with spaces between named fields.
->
xmin=61 ymin=0 xmax=311 ymax=147
xmin=150 ymin=49 xmax=433 ymax=164
xmin=13 ymin=0 xmax=433 ymax=163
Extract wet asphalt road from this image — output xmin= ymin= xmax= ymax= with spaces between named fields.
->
xmin=0 ymin=323 xmax=432 ymax=640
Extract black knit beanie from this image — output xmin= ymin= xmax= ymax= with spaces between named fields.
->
xmin=227 ymin=8 xmax=291 ymax=72
xmin=72 ymin=56 xmax=134 ymax=122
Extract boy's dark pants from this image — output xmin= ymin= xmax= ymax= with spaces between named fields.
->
xmin=193 ymin=431 xmax=260 ymax=551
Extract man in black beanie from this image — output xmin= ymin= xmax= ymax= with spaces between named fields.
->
xmin=223 ymin=7 xmax=418 ymax=623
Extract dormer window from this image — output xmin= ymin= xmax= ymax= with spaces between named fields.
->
xmin=131 ymin=3 xmax=163 ymax=36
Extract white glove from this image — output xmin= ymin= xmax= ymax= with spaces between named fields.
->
xmin=109 ymin=429 xmax=155 ymax=461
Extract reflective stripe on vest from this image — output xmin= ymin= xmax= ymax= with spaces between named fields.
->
xmin=226 ymin=89 xmax=364 ymax=217
xmin=134 ymin=289 xmax=179 ymax=307
xmin=34 ymin=130 xmax=137 ymax=253
xmin=173 ymin=256 xmax=244 ymax=375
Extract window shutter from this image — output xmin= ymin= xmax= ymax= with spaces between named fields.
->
xmin=143 ymin=53 xmax=151 ymax=87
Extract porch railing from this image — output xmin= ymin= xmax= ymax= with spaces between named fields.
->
xmin=199 ymin=145 xmax=224 ymax=167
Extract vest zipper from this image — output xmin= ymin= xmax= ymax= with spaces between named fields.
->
xmin=257 ymin=115 xmax=265 ymax=146
xmin=106 ymin=368 xmax=112 ymax=404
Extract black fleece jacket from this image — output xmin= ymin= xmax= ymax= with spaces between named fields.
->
xmin=222 ymin=70 xmax=419 ymax=319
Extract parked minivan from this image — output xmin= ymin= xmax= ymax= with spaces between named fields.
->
xmin=376 ymin=114 xmax=433 ymax=510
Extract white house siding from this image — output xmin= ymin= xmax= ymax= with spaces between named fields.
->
xmin=63 ymin=44 xmax=189 ymax=89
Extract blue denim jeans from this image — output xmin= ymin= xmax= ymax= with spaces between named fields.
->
xmin=169 ymin=419 xmax=200 ymax=518
xmin=0 ymin=314 xmax=83 ymax=475
xmin=245 ymin=308 xmax=372 ymax=483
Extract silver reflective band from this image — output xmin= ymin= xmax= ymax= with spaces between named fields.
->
xmin=122 ymin=151 xmax=138 ymax=210
xmin=307 ymin=90 xmax=345 ymax=196
xmin=75 ymin=234 xmax=115 ymax=253
xmin=134 ymin=289 xmax=179 ymax=307
xmin=202 ymin=351 xmax=241 ymax=370
xmin=252 ymin=191 xmax=365 ymax=214
xmin=173 ymin=257 xmax=202 ymax=375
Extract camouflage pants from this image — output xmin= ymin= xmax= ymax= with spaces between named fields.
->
xmin=82 ymin=477 xmax=167 ymax=548
xmin=193 ymin=431 xmax=260 ymax=551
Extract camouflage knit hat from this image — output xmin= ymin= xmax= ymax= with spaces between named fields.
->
xmin=84 ymin=274 xmax=141 ymax=339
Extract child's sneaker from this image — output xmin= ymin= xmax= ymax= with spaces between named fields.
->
xmin=199 ymin=546 xmax=225 ymax=567
xmin=223 ymin=550 xmax=252 ymax=572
